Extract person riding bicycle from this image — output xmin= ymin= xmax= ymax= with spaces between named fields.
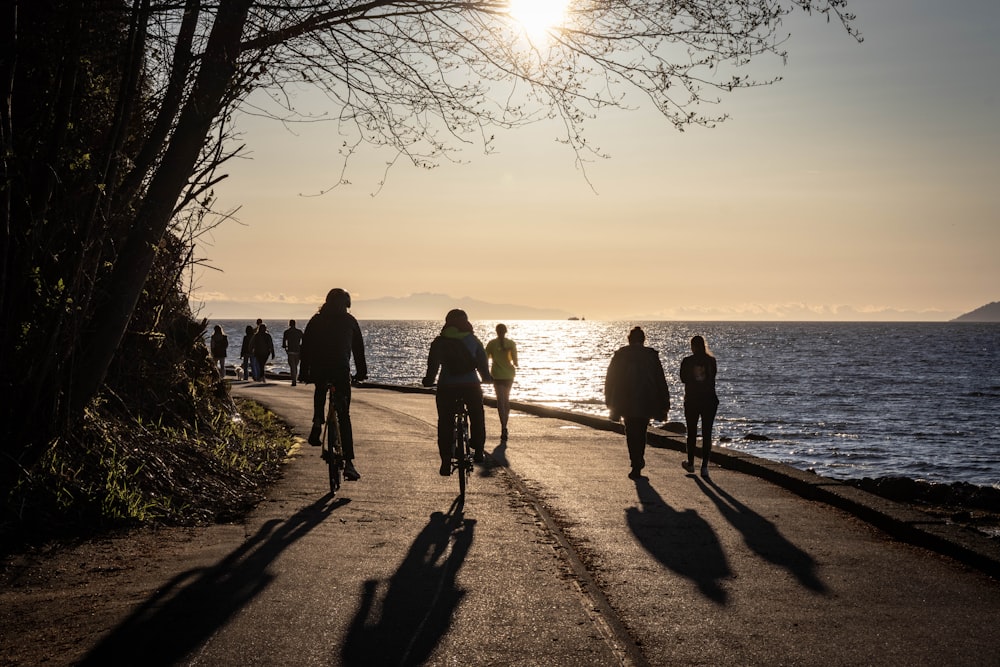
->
xmin=422 ymin=309 xmax=493 ymax=476
xmin=300 ymin=288 xmax=368 ymax=481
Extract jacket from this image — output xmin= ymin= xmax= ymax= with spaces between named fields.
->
xmin=300 ymin=307 xmax=367 ymax=382
xmin=424 ymin=327 xmax=492 ymax=387
xmin=604 ymin=344 xmax=671 ymax=420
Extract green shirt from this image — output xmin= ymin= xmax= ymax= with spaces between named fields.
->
xmin=485 ymin=337 xmax=518 ymax=381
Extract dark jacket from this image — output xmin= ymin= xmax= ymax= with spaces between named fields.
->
xmin=423 ymin=327 xmax=492 ymax=387
xmin=282 ymin=326 xmax=303 ymax=354
xmin=605 ymin=344 xmax=671 ymax=420
xmin=252 ymin=331 xmax=275 ymax=359
xmin=680 ymin=353 xmax=718 ymax=405
xmin=210 ymin=333 xmax=228 ymax=359
xmin=300 ymin=306 xmax=367 ymax=382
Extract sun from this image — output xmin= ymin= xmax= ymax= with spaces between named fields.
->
xmin=507 ymin=0 xmax=570 ymax=41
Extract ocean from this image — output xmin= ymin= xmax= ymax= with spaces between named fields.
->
xmin=211 ymin=319 xmax=1000 ymax=488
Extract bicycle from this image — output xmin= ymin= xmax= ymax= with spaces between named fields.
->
xmin=320 ymin=383 xmax=345 ymax=495
xmin=450 ymin=399 xmax=474 ymax=498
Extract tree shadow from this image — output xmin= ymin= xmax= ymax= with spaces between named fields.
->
xmin=626 ymin=477 xmax=730 ymax=604
xmin=695 ymin=476 xmax=828 ymax=594
xmin=79 ymin=495 xmax=350 ymax=666
xmin=341 ymin=503 xmax=476 ymax=666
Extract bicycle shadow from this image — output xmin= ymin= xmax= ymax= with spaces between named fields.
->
xmin=341 ymin=505 xmax=476 ymax=666
xmin=79 ymin=495 xmax=349 ymax=666
xmin=695 ymin=476 xmax=828 ymax=594
xmin=626 ymin=476 xmax=730 ymax=604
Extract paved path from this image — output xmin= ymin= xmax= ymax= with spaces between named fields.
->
xmin=62 ymin=384 xmax=1000 ymax=664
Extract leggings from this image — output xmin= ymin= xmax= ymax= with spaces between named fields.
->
xmin=685 ymin=397 xmax=719 ymax=464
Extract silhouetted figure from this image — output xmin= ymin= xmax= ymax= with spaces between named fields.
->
xmin=251 ymin=323 xmax=275 ymax=384
xmin=422 ymin=309 xmax=493 ymax=476
xmin=210 ymin=325 xmax=228 ymax=378
xmin=680 ymin=335 xmax=719 ymax=476
xmin=485 ymin=323 xmax=518 ymax=439
xmin=250 ymin=318 xmax=264 ymax=380
xmin=604 ymin=326 xmax=670 ymax=479
xmin=282 ymin=319 xmax=304 ymax=386
xmin=300 ymin=288 xmax=368 ymax=482
xmin=239 ymin=325 xmax=254 ymax=381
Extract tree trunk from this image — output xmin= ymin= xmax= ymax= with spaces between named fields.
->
xmin=69 ymin=0 xmax=253 ymax=420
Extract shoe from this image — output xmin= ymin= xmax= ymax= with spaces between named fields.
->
xmin=344 ymin=462 xmax=361 ymax=481
xmin=439 ymin=461 xmax=452 ymax=476
xmin=681 ymin=461 xmax=694 ymax=473
xmin=701 ymin=462 xmax=710 ymax=477
xmin=291 ymin=381 xmax=296 ymax=386
xmin=501 ymin=428 xmax=509 ymax=440
xmin=628 ymin=468 xmax=643 ymax=480
xmin=473 ymin=449 xmax=485 ymax=463
xmin=308 ymin=426 xmax=322 ymax=446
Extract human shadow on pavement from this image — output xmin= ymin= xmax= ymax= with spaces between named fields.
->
xmin=695 ymin=476 xmax=828 ymax=594
xmin=79 ymin=495 xmax=349 ymax=666
xmin=342 ymin=505 xmax=476 ymax=666
xmin=481 ymin=438 xmax=509 ymax=477
xmin=626 ymin=476 xmax=730 ymax=604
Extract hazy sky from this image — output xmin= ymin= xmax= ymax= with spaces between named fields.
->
xmin=191 ymin=0 xmax=999 ymax=321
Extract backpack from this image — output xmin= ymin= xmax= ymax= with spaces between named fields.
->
xmin=440 ymin=336 xmax=476 ymax=374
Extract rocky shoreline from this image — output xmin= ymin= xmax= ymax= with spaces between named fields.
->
xmin=844 ymin=475 xmax=1000 ymax=538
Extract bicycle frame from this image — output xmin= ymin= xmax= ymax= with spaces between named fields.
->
xmin=451 ymin=401 xmax=473 ymax=497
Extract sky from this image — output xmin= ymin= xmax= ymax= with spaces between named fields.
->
xmin=190 ymin=0 xmax=1000 ymax=322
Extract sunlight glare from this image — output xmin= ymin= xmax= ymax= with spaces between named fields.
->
xmin=508 ymin=0 xmax=570 ymax=41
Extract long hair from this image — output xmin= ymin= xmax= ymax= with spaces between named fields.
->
xmin=691 ymin=335 xmax=713 ymax=357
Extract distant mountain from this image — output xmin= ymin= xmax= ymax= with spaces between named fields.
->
xmin=352 ymin=292 xmax=573 ymax=320
xmin=191 ymin=292 xmax=574 ymax=321
xmin=951 ymin=301 xmax=1000 ymax=322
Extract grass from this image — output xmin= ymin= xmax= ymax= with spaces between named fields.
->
xmin=2 ymin=396 xmax=294 ymax=554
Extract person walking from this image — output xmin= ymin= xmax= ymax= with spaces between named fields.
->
xmin=680 ymin=335 xmax=719 ymax=477
xmin=210 ymin=325 xmax=229 ymax=378
xmin=485 ymin=323 xmax=518 ymax=440
xmin=252 ymin=323 xmax=275 ymax=383
xmin=604 ymin=326 xmax=671 ymax=479
xmin=282 ymin=319 xmax=304 ymax=386
xmin=300 ymin=288 xmax=368 ymax=482
xmin=422 ymin=309 xmax=493 ymax=476
xmin=240 ymin=325 xmax=255 ymax=381
xmin=249 ymin=318 xmax=264 ymax=380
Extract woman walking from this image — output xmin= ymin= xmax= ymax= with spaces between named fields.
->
xmin=485 ymin=323 xmax=518 ymax=440
xmin=679 ymin=335 xmax=719 ymax=476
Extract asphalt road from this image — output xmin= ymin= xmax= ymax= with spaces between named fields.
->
xmin=81 ymin=383 xmax=1000 ymax=665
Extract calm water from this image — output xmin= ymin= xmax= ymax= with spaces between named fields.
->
xmin=212 ymin=320 xmax=1000 ymax=488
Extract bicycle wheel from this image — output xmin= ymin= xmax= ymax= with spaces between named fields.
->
xmin=456 ymin=413 xmax=469 ymax=497
xmin=327 ymin=396 xmax=342 ymax=495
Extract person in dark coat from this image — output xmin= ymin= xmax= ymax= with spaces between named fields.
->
xmin=422 ymin=309 xmax=493 ymax=476
xmin=604 ymin=326 xmax=671 ymax=479
xmin=210 ymin=325 xmax=229 ymax=378
xmin=251 ymin=323 xmax=275 ymax=383
xmin=679 ymin=335 xmax=719 ymax=476
xmin=300 ymin=288 xmax=368 ymax=481
xmin=240 ymin=325 xmax=255 ymax=381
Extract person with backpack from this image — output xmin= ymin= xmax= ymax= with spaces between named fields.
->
xmin=679 ymin=335 xmax=719 ymax=477
xmin=422 ymin=309 xmax=493 ymax=476
xmin=604 ymin=326 xmax=671 ymax=479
